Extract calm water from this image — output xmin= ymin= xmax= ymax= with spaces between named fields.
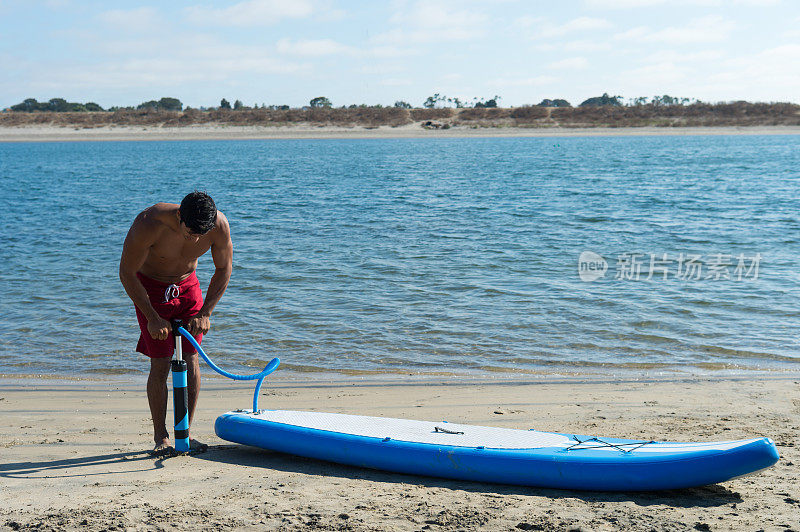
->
xmin=1 ymin=136 xmax=800 ymax=378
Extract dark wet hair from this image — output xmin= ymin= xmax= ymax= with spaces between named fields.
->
xmin=179 ymin=191 xmax=217 ymax=235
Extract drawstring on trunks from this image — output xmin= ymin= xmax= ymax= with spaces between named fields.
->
xmin=164 ymin=284 xmax=180 ymax=302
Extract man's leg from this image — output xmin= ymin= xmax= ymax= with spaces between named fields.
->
xmin=185 ymin=351 xmax=201 ymax=439
xmin=147 ymin=356 xmax=172 ymax=448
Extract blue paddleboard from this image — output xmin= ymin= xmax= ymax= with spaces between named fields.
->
xmin=215 ymin=410 xmax=779 ymax=491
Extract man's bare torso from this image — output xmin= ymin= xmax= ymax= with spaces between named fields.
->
xmin=136 ymin=203 xmax=221 ymax=284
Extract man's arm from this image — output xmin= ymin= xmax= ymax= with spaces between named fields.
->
xmin=187 ymin=212 xmax=232 ymax=336
xmin=119 ymin=211 xmax=171 ymax=340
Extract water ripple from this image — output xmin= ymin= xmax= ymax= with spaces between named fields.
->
xmin=1 ymin=135 xmax=800 ymax=376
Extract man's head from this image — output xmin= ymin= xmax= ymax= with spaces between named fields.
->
xmin=179 ymin=191 xmax=217 ymax=236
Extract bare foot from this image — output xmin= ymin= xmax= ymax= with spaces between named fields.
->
xmin=150 ymin=433 xmax=174 ymax=456
xmin=150 ymin=442 xmax=174 ymax=456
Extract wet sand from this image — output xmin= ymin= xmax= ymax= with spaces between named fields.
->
xmin=1 ymin=375 xmax=798 ymax=531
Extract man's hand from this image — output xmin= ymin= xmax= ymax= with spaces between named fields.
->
xmin=147 ymin=316 xmax=171 ymax=341
xmin=187 ymin=313 xmax=211 ymax=336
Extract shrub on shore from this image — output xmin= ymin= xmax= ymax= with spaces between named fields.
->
xmin=409 ymin=108 xmax=455 ymax=120
xmin=10 ymin=98 xmax=105 ymax=113
xmin=2 ymin=101 xmax=798 ymax=128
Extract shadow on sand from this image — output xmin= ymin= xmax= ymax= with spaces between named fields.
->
xmin=1 ymin=443 xmax=744 ymax=508
xmin=0 ymin=450 xmax=168 ymax=479
xmin=195 ymin=443 xmax=744 ymax=508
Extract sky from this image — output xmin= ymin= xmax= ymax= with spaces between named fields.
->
xmin=0 ymin=0 xmax=798 ymax=109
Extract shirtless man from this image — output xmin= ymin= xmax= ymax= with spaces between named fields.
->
xmin=119 ymin=191 xmax=232 ymax=454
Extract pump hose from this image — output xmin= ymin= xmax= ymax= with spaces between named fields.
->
xmin=176 ymin=326 xmax=279 ymax=413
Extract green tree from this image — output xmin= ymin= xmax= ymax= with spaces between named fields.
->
xmin=394 ymin=100 xmax=412 ymax=109
xmin=474 ymin=95 xmax=500 ymax=108
xmin=579 ymin=93 xmax=623 ymax=107
xmin=10 ymin=98 xmax=41 ymax=112
xmin=309 ymin=96 xmax=332 ymax=108
xmin=233 ymin=99 xmax=244 ymax=110
xmin=220 ymin=98 xmax=232 ymax=109
xmin=158 ymin=97 xmax=182 ymax=111
xmin=423 ymin=93 xmax=444 ymax=108
xmin=48 ymin=98 xmax=70 ymax=112
xmin=137 ymin=100 xmax=160 ymax=110
xmin=11 ymin=97 xmax=104 ymax=112
xmin=537 ymin=98 xmax=571 ymax=107
xmin=648 ymin=95 xmax=688 ymax=107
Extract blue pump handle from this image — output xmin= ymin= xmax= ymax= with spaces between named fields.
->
xmin=175 ymin=326 xmax=279 ymax=412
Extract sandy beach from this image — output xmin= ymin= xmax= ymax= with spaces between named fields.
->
xmin=1 ymin=374 xmax=798 ymax=531
xmin=3 ymin=124 xmax=800 ymax=142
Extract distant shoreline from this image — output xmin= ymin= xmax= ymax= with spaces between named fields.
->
xmin=3 ymin=123 xmax=800 ymax=142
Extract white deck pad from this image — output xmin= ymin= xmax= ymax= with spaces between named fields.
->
xmin=247 ymin=410 xmax=758 ymax=453
xmin=252 ymin=410 xmax=570 ymax=448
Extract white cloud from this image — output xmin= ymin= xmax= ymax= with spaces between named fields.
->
xmin=615 ymin=16 xmax=735 ymax=44
xmin=276 ymin=38 xmax=355 ymax=56
xmin=562 ymin=40 xmax=613 ymax=52
xmin=368 ymin=46 xmax=420 ymax=58
xmin=97 ymin=7 xmax=162 ymax=32
xmin=781 ymin=16 xmax=800 ymax=39
xmin=274 ymin=39 xmax=418 ymax=60
xmin=712 ymin=44 xmax=800 ymax=88
xmin=548 ymin=57 xmax=589 ymax=70
xmin=389 ymin=0 xmax=483 ymax=30
xmin=491 ymin=75 xmax=557 ymax=87
xmin=32 ymin=33 xmax=309 ymax=93
xmin=360 ymin=63 xmax=404 ymax=75
xmin=185 ymin=0 xmax=315 ymax=27
xmin=531 ymin=43 xmax=557 ymax=52
xmin=535 ymin=16 xmax=612 ymax=39
xmin=373 ymin=0 xmax=487 ymax=44
xmin=615 ymin=43 xmax=800 ymax=102
xmin=624 ymin=61 xmax=688 ymax=86
xmin=585 ymin=0 xmax=780 ymax=7
xmin=647 ymin=50 xmax=724 ymax=63
xmin=586 ymin=0 xmax=695 ymax=6
xmin=32 ymin=55 xmax=306 ymax=93
xmin=379 ymin=78 xmax=413 ymax=87
xmin=512 ymin=15 xmax=543 ymax=28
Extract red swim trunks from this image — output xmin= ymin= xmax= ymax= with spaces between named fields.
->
xmin=135 ymin=271 xmax=204 ymax=358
